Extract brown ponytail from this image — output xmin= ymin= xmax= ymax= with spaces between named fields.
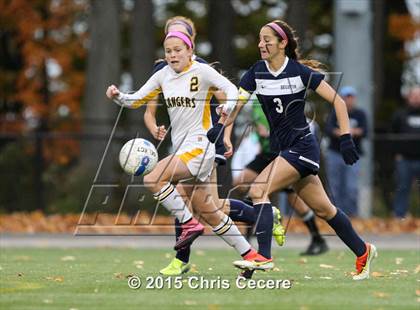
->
xmin=270 ymin=20 xmax=325 ymax=71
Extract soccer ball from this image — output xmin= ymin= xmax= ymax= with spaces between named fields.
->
xmin=119 ymin=138 xmax=158 ymax=176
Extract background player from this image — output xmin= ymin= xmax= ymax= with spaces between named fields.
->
xmin=209 ymin=19 xmax=377 ymax=280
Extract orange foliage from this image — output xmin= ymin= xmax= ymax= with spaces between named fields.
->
xmin=1 ymin=211 xmax=419 ymax=235
xmin=388 ymin=14 xmax=419 ymax=41
xmin=0 ymin=0 xmax=88 ymax=165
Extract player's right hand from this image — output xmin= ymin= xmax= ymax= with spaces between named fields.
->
xmin=153 ymin=125 xmax=167 ymax=141
xmin=223 ymin=137 xmax=233 ymax=158
xmin=106 ymin=85 xmax=120 ymax=99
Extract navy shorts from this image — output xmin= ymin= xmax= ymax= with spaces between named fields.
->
xmin=280 ymin=133 xmax=320 ymax=178
xmin=245 ymin=153 xmax=294 ymax=193
xmin=215 ymin=139 xmax=226 ymax=166
xmin=246 ymin=152 xmax=276 ymax=173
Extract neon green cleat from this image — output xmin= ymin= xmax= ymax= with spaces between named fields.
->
xmin=159 ymin=258 xmax=191 ymax=276
xmin=272 ymin=207 xmax=286 ymax=246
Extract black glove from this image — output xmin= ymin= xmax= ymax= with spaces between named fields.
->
xmin=206 ymin=123 xmax=224 ymax=143
xmin=339 ymin=134 xmax=359 ymax=165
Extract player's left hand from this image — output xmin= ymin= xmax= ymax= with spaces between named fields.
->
xmin=206 ymin=123 xmax=223 ymax=144
xmin=339 ymin=134 xmax=359 ymax=165
xmin=224 ymin=137 xmax=233 ymax=158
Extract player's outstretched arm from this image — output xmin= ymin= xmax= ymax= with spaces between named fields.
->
xmin=315 ymin=80 xmax=359 ymax=165
xmin=315 ymin=80 xmax=350 ymax=135
xmin=106 ymin=71 xmax=162 ymax=109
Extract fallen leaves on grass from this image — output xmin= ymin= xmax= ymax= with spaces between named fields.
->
xmin=113 ymin=273 xmax=124 ymax=279
xmin=195 ymin=250 xmax=205 ymax=256
xmin=371 ymin=271 xmax=385 ymax=277
xmin=298 ymin=258 xmax=307 ymax=264
xmin=45 ymin=276 xmax=64 ymax=282
xmin=133 ymin=260 xmax=144 ymax=269
xmin=190 ymin=264 xmax=198 ymax=273
xmin=373 ymin=291 xmax=389 ymax=298
xmin=184 ymin=300 xmax=197 ymax=305
xmin=320 ymin=276 xmax=332 ymax=280
xmin=3 ymin=211 xmax=419 ymax=234
xmin=395 ymin=257 xmax=404 ymax=265
xmin=319 ymin=264 xmax=334 ymax=269
xmin=60 ymin=256 xmax=75 ymax=261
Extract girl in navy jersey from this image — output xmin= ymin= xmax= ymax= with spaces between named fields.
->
xmin=208 ymin=20 xmax=377 ymax=280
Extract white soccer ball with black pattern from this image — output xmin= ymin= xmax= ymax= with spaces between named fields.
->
xmin=119 ymin=138 xmax=158 ymax=176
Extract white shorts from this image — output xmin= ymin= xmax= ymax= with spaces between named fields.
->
xmin=175 ymin=135 xmax=215 ymax=182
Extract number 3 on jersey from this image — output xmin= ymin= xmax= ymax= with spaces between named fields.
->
xmin=274 ymin=98 xmax=283 ymax=113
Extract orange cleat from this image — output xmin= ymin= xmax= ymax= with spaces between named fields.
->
xmin=233 ymin=249 xmax=274 ymax=270
xmin=353 ymin=243 xmax=378 ymax=280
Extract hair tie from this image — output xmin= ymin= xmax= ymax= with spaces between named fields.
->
xmin=166 ymin=20 xmax=193 ymax=36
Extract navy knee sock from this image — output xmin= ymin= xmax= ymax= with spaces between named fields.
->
xmin=254 ymin=203 xmax=273 ymax=259
xmin=228 ymin=199 xmax=256 ymax=224
xmin=174 ymin=218 xmax=190 ymax=263
xmin=327 ymin=208 xmax=366 ymax=257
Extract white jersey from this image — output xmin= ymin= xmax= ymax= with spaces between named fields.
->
xmin=114 ymin=61 xmax=238 ymax=181
xmin=115 ymin=61 xmax=237 ymax=149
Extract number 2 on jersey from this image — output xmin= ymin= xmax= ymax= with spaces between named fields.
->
xmin=274 ymin=98 xmax=283 ymax=114
xmin=190 ymin=77 xmax=198 ymax=92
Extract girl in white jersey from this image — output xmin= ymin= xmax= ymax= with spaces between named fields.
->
xmin=144 ymin=16 xmax=279 ymax=277
xmin=106 ymin=31 xmax=266 ymax=268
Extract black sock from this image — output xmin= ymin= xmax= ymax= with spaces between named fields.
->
xmin=327 ymin=208 xmax=366 ymax=257
xmin=254 ymin=203 xmax=273 ymax=259
xmin=174 ymin=218 xmax=190 ymax=263
xmin=228 ymin=199 xmax=256 ymax=224
xmin=301 ymin=210 xmax=322 ymax=240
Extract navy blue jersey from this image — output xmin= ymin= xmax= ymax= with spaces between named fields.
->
xmin=239 ymin=57 xmax=324 ymax=153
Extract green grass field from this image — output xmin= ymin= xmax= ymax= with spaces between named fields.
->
xmin=0 ymin=248 xmax=419 ymax=309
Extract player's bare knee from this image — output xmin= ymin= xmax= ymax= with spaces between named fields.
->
xmin=143 ymin=172 xmax=166 ymax=193
xmin=248 ymin=184 xmax=266 ymax=201
xmin=312 ymin=204 xmax=336 ymax=220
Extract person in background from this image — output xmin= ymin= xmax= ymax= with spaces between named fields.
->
xmin=325 ymin=86 xmax=368 ymax=217
xmin=391 ymin=87 xmax=420 ymax=218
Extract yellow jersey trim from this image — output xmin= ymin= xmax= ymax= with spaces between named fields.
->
xmin=132 ymin=88 xmax=162 ymax=108
xmin=202 ymin=87 xmax=216 ymax=130
xmin=178 ymin=148 xmax=204 ymax=165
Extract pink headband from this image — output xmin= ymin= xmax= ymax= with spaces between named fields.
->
xmin=165 ymin=31 xmax=193 ymax=49
xmin=266 ymin=22 xmax=288 ymax=44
